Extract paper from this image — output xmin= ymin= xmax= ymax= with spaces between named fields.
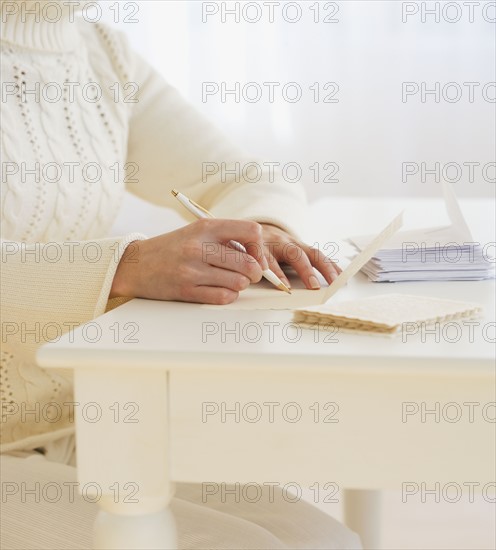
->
xmin=202 ymin=271 xmax=331 ymax=310
xmin=203 ymin=211 xmax=404 ymax=311
xmin=443 ymin=180 xmax=473 ymax=241
xmin=202 ymin=286 xmax=331 ymax=311
xmin=350 ymin=183 xmax=494 ymax=283
xmin=320 ymin=211 xmax=403 ymax=302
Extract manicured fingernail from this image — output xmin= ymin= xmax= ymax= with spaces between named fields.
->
xmin=282 ymin=277 xmax=291 ymax=288
xmin=309 ymin=275 xmax=320 ymax=289
xmin=330 ymin=272 xmax=338 ymax=282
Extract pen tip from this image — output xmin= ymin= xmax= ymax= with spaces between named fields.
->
xmin=171 ymin=189 xmax=178 ymax=197
xmin=278 ymin=282 xmax=291 ymax=294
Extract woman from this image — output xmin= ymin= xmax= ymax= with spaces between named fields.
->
xmin=0 ymin=1 xmax=360 ymax=548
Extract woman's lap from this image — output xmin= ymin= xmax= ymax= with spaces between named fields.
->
xmin=0 ymin=454 xmax=361 ymax=550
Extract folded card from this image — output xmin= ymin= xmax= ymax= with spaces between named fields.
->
xmin=203 ymin=212 xmax=404 ymax=310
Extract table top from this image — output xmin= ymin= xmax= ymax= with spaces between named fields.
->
xmin=38 ymin=197 xmax=495 ymax=376
xmin=37 ymin=274 xmax=495 ymax=375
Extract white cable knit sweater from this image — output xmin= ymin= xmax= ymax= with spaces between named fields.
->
xmin=0 ymin=0 xmax=307 ymax=453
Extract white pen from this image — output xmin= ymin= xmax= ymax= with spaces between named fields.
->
xmin=171 ymin=189 xmax=291 ymax=294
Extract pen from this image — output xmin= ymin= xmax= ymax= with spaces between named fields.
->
xmin=171 ymin=189 xmax=291 ymax=294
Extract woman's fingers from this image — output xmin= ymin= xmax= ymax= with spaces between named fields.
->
xmin=272 ymin=241 xmax=341 ymax=290
xmin=186 ymin=285 xmax=240 ymax=305
xmin=303 ymin=245 xmax=342 ymax=285
xmin=203 ymin=244 xmax=264 ymax=284
xmin=280 ymin=243 xmax=322 ymax=289
xmin=264 ymin=248 xmax=291 ymax=289
xmin=174 ymin=263 xmax=249 ymax=304
xmin=257 ymin=224 xmax=342 ymax=289
xmin=203 ymin=219 xmax=269 ymax=271
xmin=200 ymin=266 xmax=252 ymax=292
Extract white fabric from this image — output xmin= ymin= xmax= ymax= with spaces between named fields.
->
xmin=0 ymin=454 xmax=362 ymax=550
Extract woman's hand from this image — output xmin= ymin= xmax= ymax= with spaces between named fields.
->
xmin=110 ymin=219 xmax=268 ymax=305
xmin=110 ymin=219 xmax=341 ymax=305
xmin=259 ymin=223 xmax=341 ymax=290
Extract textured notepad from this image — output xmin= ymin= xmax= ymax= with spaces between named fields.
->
xmin=293 ymin=294 xmax=483 ymax=334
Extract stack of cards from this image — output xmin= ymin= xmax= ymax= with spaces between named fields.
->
xmin=349 ymin=184 xmax=495 ymax=283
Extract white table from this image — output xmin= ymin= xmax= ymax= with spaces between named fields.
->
xmin=37 ymin=198 xmax=496 ymax=550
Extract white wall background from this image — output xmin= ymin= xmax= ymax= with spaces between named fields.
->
xmin=102 ymin=1 xmax=495 ymax=201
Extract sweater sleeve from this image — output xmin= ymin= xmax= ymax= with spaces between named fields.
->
xmin=121 ymin=39 xmax=308 ymax=239
xmin=0 ymin=234 xmax=144 ymax=364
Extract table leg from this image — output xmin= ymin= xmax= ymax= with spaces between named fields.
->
xmin=93 ymin=505 xmax=177 ymax=550
xmin=343 ymin=489 xmax=382 ymax=550
xmin=73 ymin=367 xmax=178 ymax=550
